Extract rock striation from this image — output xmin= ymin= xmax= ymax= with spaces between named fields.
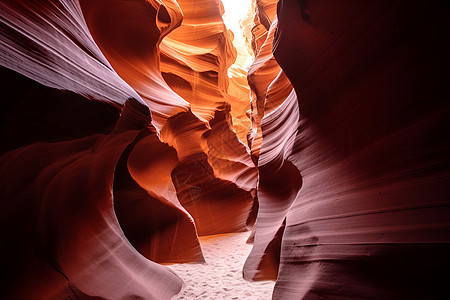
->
xmin=0 ymin=0 xmax=254 ymax=298
xmin=244 ymin=0 xmax=450 ymax=298
xmin=1 ymin=0 xmax=450 ymax=299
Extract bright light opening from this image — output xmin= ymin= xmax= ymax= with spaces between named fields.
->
xmin=221 ymin=0 xmax=254 ymax=69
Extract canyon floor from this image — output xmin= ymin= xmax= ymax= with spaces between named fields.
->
xmin=169 ymin=232 xmax=275 ymax=300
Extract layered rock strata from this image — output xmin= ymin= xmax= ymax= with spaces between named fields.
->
xmin=0 ymin=0 xmax=255 ymax=298
xmin=245 ymin=0 xmax=450 ymax=298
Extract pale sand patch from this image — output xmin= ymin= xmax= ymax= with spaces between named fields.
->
xmin=169 ymin=232 xmax=275 ymax=300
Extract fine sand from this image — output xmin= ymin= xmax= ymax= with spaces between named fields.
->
xmin=169 ymin=232 xmax=275 ymax=299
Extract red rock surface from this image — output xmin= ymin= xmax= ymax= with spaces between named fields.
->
xmin=1 ymin=0 xmax=450 ymax=298
xmin=0 ymin=0 xmax=253 ymax=298
xmin=243 ymin=1 xmax=299 ymax=282
xmin=245 ymin=0 xmax=450 ymax=298
xmin=156 ymin=0 xmax=256 ymax=235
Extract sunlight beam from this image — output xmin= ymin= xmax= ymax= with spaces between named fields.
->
xmin=221 ymin=0 xmax=254 ymax=69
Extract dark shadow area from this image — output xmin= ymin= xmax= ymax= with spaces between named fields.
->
xmin=0 ymin=66 xmax=120 ymax=155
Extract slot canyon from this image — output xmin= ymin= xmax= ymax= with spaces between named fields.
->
xmin=0 ymin=0 xmax=449 ymax=299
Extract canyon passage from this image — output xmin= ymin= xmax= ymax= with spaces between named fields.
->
xmin=0 ymin=0 xmax=449 ymax=299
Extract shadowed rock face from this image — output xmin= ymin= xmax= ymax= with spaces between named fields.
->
xmin=245 ymin=0 xmax=450 ymax=298
xmin=0 ymin=1 xmax=194 ymax=298
xmin=243 ymin=3 xmax=301 ymax=282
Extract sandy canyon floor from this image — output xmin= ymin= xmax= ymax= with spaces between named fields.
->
xmin=169 ymin=232 xmax=275 ymax=299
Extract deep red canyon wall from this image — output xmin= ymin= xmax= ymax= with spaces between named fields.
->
xmin=0 ymin=0 xmax=253 ymax=298
xmin=245 ymin=0 xmax=450 ymax=298
xmin=1 ymin=0 xmax=449 ymax=299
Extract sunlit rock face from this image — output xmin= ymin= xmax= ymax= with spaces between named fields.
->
xmin=159 ymin=0 xmax=252 ymax=145
xmin=0 ymin=0 xmax=208 ymax=298
xmin=242 ymin=0 xmax=299 ymax=283
xmin=227 ymin=65 xmax=253 ymax=147
xmin=245 ymin=1 xmax=293 ymax=162
xmin=80 ymin=0 xmax=188 ymax=132
xmin=155 ymin=0 xmax=256 ymax=235
xmin=160 ymin=0 xmax=234 ymax=123
xmin=0 ymin=0 xmax=253 ymax=298
xmin=245 ymin=0 xmax=450 ymax=298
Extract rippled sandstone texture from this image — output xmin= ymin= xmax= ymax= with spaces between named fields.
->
xmin=242 ymin=0 xmax=298 ymax=284
xmin=0 ymin=0 xmax=254 ymax=298
xmin=82 ymin=0 xmax=256 ymax=237
xmin=245 ymin=0 xmax=450 ymax=298
xmin=1 ymin=0 xmax=450 ymax=299
xmin=155 ymin=0 xmax=256 ymax=236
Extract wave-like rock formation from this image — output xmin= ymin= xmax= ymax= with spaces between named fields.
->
xmin=2 ymin=0 xmax=450 ymax=298
xmin=156 ymin=0 xmax=256 ymax=235
xmin=242 ymin=1 xmax=300 ymax=284
xmin=0 ymin=0 xmax=254 ymax=298
xmin=244 ymin=0 xmax=450 ymax=298
xmin=0 ymin=1 xmax=200 ymax=298
xmin=160 ymin=0 xmax=234 ymax=123
xmin=0 ymin=99 xmax=187 ymax=300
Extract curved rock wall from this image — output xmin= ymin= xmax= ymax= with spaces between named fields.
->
xmin=246 ymin=0 xmax=450 ymax=298
xmin=2 ymin=0 xmax=449 ymax=298
xmin=155 ymin=0 xmax=256 ymax=236
xmin=0 ymin=0 xmax=254 ymax=298
xmin=243 ymin=0 xmax=300 ymax=283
